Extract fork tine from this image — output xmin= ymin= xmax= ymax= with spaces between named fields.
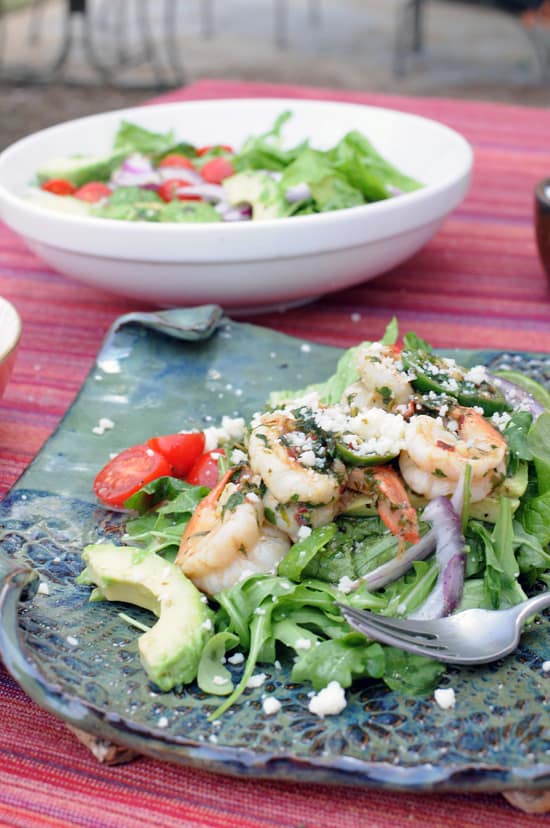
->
xmin=338 ymin=604 xmax=440 ymax=639
xmin=338 ymin=605 xmax=450 ymax=655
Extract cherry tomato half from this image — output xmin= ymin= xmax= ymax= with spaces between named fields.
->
xmin=186 ymin=449 xmax=225 ymax=488
xmin=41 ymin=178 xmax=76 ymax=196
xmin=200 ymin=157 xmax=235 ymax=184
xmin=93 ymin=444 xmax=172 ymax=508
xmin=146 ymin=432 xmax=205 ymax=478
xmin=157 ymin=179 xmax=201 ymax=203
xmin=197 ymin=144 xmax=233 ymax=157
xmin=73 ymin=182 xmax=112 ymax=203
xmin=158 ymin=154 xmax=196 ymax=169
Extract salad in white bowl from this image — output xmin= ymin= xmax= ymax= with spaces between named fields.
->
xmin=0 ymin=98 xmax=473 ymax=309
xmin=29 ymin=111 xmax=423 ymax=225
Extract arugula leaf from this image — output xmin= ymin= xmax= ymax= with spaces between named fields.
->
xmin=123 ymin=477 xmax=209 ymax=557
xmin=504 ymin=411 xmax=533 ymax=462
xmin=519 ymin=489 xmax=550 ymax=547
xmin=114 ymin=120 xmax=177 ymax=156
xmin=233 ymin=111 xmax=307 ymax=172
xmin=209 ymin=603 xmax=274 ymax=720
xmin=527 ymin=411 xmax=550 ymax=495
xmin=382 ymin=649 xmax=445 ymax=695
xmin=277 ymin=524 xmax=337 ymax=581
xmin=402 ymin=330 xmax=432 ymax=354
xmin=291 ymin=633 xmax=385 ymax=690
xmin=327 ymin=131 xmax=423 ymax=195
xmin=308 ymin=174 xmax=365 ymax=212
xmin=197 ymin=631 xmax=239 ymax=696
xmin=125 ymin=476 xmax=208 ymax=515
xmin=514 ymin=521 xmax=550 ymax=585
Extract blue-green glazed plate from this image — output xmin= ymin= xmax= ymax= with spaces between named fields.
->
xmin=1 ymin=306 xmax=549 ymax=792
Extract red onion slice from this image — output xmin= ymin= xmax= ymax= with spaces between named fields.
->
xmin=487 ymin=373 xmax=544 ymax=420
xmin=111 ymin=154 xmax=160 ymax=188
xmin=158 ymin=167 xmax=204 ymax=185
xmin=286 ymin=183 xmax=311 ymax=203
xmin=362 ymin=528 xmax=436 ymax=592
xmin=407 ymin=496 xmax=466 ymax=620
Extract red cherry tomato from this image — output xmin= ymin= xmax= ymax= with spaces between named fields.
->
xmin=197 ymin=144 xmax=233 ymax=157
xmin=41 ymin=178 xmax=76 ymax=196
xmin=158 ymin=154 xmax=196 ymax=169
xmin=157 ymin=179 xmax=201 ymax=203
xmin=186 ymin=449 xmax=225 ymax=488
xmin=146 ymin=432 xmax=205 ymax=478
xmin=93 ymin=444 xmax=173 ymax=508
xmin=200 ymin=157 xmax=235 ymax=184
xmin=73 ymin=182 xmax=112 ymax=203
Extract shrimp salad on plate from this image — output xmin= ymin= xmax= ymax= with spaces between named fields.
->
xmin=78 ymin=321 xmax=550 ymax=719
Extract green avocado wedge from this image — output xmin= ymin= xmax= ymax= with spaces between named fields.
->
xmin=77 ymin=543 xmax=213 ymax=691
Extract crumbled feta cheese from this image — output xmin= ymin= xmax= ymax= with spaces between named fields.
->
xmin=98 ymin=358 xmax=121 ymax=374
xmin=337 ymin=576 xmax=358 ymax=594
xmin=157 ymin=716 xmax=169 ymax=728
xmin=203 ymin=417 xmax=246 ymax=450
xmin=227 ymin=652 xmax=245 ymax=665
xmin=66 ymin=636 xmax=79 ymax=647
xmin=262 ymin=696 xmax=282 ymax=716
xmin=542 ymin=661 xmax=550 ymax=672
xmin=37 ymin=582 xmax=50 ymax=595
xmin=296 ymin=525 xmax=312 ymax=540
xmin=231 ymin=448 xmax=248 ymax=465
xmin=246 ymin=673 xmax=267 ymax=689
xmin=464 ymin=365 xmax=488 ymax=385
xmin=434 ymin=687 xmax=456 ymax=710
xmin=92 ymin=417 xmax=115 ymax=435
xmin=295 ymin=638 xmax=312 ymax=650
xmin=491 ymin=411 xmax=512 ymax=431
xmin=308 ymin=681 xmax=347 ymax=718
xmin=212 ymin=675 xmax=230 ymax=686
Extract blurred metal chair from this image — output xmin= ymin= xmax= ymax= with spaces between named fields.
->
xmin=199 ymin=0 xmax=322 ymax=48
xmin=394 ymin=0 xmax=550 ymax=78
xmin=0 ymin=0 xmax=184 ymax=87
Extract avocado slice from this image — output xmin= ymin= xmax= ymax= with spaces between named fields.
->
xmin=77 ymin=543 xmax=213 ymax=691
xmin=222 ymin=170 xmax=287 ymax=220
xmin=36 ymin=150 xmax=128 ymax=188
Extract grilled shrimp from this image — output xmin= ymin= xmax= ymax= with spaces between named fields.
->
xmin=248 ymin=410 xmax=340 ymax=506
xmin=263 ymin=491 xmax=340 ymax=542
xmin=354 ymin=342 xmax=414 ymax=412
xmin=346 ymin=465 xmax=420 ymax=545
xmin=176 ymin=470 xmax=289 ymax=594
xmin=399 ymin=407 xmax=507 ymax=502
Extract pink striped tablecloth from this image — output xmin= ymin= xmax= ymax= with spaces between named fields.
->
xmin=0 ymin=79 xmax=550 ymax=827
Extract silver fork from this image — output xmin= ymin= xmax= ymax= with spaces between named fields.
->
xmin=337 ymin=591 xmax=550 ymax=664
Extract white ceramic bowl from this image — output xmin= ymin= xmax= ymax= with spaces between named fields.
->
xmin=0 ymin=297 xmax=21 ymax=399
xmin=0 ymin=98 xmax=473 ymax=313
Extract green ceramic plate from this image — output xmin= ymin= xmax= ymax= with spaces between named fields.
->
xmin=1 ymin=306 xmax=549 ymax=792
